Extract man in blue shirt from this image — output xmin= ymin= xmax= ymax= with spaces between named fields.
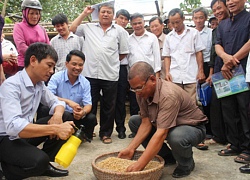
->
xmin=215 ymin=0 xmax=250 ymax=168
xmin=0 ymin=43 xmax=74 ymax=179
xmin=38 ymin=50 xmax=97 ymax=140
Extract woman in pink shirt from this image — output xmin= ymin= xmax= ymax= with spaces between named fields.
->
xmin=13 ymin=0 xmax=50 ymax=70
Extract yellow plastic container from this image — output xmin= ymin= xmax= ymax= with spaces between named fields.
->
xmin=55 ymin=135 xmax=82 ymax=168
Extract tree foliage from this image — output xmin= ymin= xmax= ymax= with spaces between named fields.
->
xmin=179 ymin=0 xmax=202 ymax=13
xmin=1 ymin=0 xmax=104 ymax=23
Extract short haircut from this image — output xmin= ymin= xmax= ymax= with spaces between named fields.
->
xmin=192 ymin=7 xmax=209 ymax=19
xmin=98 ymin=2 xmax=114 ymax=14
xmin=24 ymin=42 xmax=58 ymax=67
xmin=116 ymin=9 xmax=130 ymax=20
xmin=129 ymin=61 xmax=155 ymax=81
xmin=210 ymin=0 xmax=226 ymax=9
xmin=66 ymin=50 xmax=85 ymax=62
xmin=130 ymin=13 xmax=144 ymax=21
xmin=149 ymin=16 xmax=163 ymax=25
xmin=52 ymin=13 xmax=68 ymax=26
xmin=168 ymin=8 xmax=184 ymax=19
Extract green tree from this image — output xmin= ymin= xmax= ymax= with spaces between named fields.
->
xmin=179 ymin=0 xmax=202 ymax=13
xmin=1 ymin=0 xmax=104 ymax=23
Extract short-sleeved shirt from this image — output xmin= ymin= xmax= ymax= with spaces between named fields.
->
xmin=199 ymin=26 xmax=212 ymax=63
xmin=158 ymin=32 xmax=166 ymax=60
xmin=120 ymin=30 xmax=129 ymax=65
xmin=216 ymin=9 xmax=250 ymax=72
xmin=162 ymin=26 xmax=205 ymax=84
xmin=50 ymin=32 xmax=84 ymax=72
xmin=0 ymin=69 xmax=65 ymax=140
xmin=75 ymin=23 xmax=129 ymax=81
xmin=137 ymin=79 xmax=207 ymax=129
xmin=127 ymin=30 xmax=161 ymax=73
xmin=47 ymin=69 xmax=92 ymax=113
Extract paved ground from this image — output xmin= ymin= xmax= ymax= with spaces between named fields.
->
xmin=26 ymin=124 xmax=250 ymax=180
xmin=26 ymin=105 xmax=250 ymax=180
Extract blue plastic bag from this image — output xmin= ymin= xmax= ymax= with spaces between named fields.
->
xmin=197 ymin=82 xmax=212 ymax=106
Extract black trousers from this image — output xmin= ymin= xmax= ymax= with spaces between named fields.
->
xmin=0 ymin=115 xmax=65 ymax=180
xmin=0 ymin=136 xmax=50 ymax=179
xmin=202 ymin=62 xmax=211 ymax=135
xmin=128 ymin=91 xmax=139 ymax=116
xmin=86 ymin=78 xmax=117 ymax=138
xmin=115 ymin=65 xmax=129 ymax=133
xmin=0 ymin=111 xmax=97 ymax=179
xmin=209 ymin=86 xmax=227 ymax=144
xmin=221 ymin=91 xmax=250 ymax=152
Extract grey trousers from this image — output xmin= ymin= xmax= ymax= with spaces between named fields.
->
xmin=129 ymin=115 xmax=206 ymax=169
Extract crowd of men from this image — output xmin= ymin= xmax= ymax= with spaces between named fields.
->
xmin=0 ymin=0 xmax=249 ymax=179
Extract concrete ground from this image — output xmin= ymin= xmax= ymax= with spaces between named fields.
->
xmin=27 ymin=106 xmax=250 ymax=180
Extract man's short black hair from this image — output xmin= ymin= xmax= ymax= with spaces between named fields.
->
xmin=116 ymin=9 xmax=130 ymax=20
xmin=66 ymin=50 xmax=85 ymax=62
xmin=210 ymin=0 xmax=226 ymax=9
xmin=149 ymin=16 xmax=163 ymax=25
xmin=24 ymin=42 xmax=58 ymax=67
xmin=130 ymin=13 xmax=144 ymax=21
xmin=52 ymin=13 xmax=68 ymax=26
xmin=209 ymin=15 xmax=217 ymax=23
xmin=168 ymin=8 xmax=184 ymax=19
xmin=98 ymin=2 xmax=114 ymax=14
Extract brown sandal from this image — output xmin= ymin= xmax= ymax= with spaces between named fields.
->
xmin=234 ymin=152 xmax=250 ymax=164
xmin=101 ymin=136 xmax=112 ymax=144
xmin=218 ymin=148 xmax=239 ymax=156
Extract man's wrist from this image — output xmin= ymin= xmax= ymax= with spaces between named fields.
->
xmin=81 ymin=110 xmax=87 ymax=119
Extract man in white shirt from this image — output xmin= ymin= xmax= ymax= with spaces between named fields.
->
xmin=149 ymin=16 xmax=166 ymax=79
xmin=69 ymin=3 xmax=129 ymax=144
xmin=127 ymin=13 xmax=161 ymax=77
xmin=192 ymin=6 xmax=213 ymax=150
xmin=114 ymin=9 xmax=130 ymax=139
xmin=162 ymin=8 xmax=205 ymax=103
xmin=0 ymin=43 xmax=73 ymax=179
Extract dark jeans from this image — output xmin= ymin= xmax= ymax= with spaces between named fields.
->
xmin=86 ymin=78 xmax=117 ymax=138
xmin=129 ymin=115 xmax=206 ymax=169
xmin=221 ymin=91 xmax=250 ymax=152
xmin=115 ymin=65 xmax=128 ymax=133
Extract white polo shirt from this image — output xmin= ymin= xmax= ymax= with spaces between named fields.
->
xmin=162 ymin=26 xmax=205 ymax=84
xmin=199 ymin=26 xmax=212 ymax=63
xmin=127 ymin=30 xmax=161 ymax=73
xmin=75 ymin=23 xmax=129 ymax=81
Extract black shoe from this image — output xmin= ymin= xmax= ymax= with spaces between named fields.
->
xmin=239 ymin=164 xmax=250 ymax=174
xmin=172 ymin=161 xmax=195 ymax=178
xmin=118 ymin=131 xmax=126 ymax=139
xmin=163 ymin=155 xmax=176 ymax=166
xmin=196 ymin=143 xmax=208 ymax=150
xmin=41 ymin=163 xmax=68 ymax=177
xmin=128 ymin=133 xmax=135 ymax=138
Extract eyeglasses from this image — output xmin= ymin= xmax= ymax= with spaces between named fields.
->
xmin=130 ymin=76 xmax=150 ymax=92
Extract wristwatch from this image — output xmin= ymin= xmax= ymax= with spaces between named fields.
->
xmin=81 ymin=110 xmax=87 ymax=119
